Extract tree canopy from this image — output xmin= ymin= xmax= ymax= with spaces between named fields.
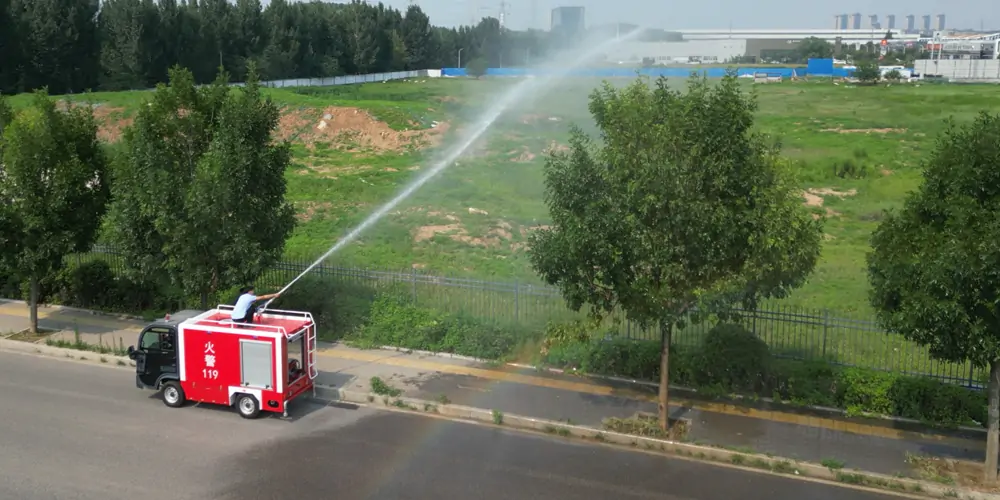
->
xmin=867 ymin=112 xmax=1000 ymax=482
xmin=0 ymin=92 xmax=109 ymax=331
xmin=0 ymin=0 xmax=550 ymax=95
xmin=528 ymin=74 xmax=822 ymax=427
xmin=105 ymin=64 xmax=295 ymax=306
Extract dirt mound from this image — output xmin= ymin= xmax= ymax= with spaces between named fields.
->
xmin=57 ymin=103 xmax=132 ymax=143
xmin=274 ymin=106 xmax=448 ymax=152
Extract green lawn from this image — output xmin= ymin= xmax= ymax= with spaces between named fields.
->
xmin=15 ymin=77 xmax=1000 ymax=319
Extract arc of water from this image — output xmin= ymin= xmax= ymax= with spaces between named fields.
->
xmin=261 ymin=29 xmax=642 ymax=312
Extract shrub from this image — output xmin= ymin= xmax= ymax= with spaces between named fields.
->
xmin=348 ymin=293 xmax=527 ymax=360
xmin=57 ymin=261 xmax=118 ymax=309
xmin=695 ymin=323 xmax=771 ymax=393
xmin=536 ymin=320 xmax=988 ymax=428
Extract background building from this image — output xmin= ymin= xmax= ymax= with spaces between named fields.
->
xmin=551 ymin=6 xmax=585 ymax=37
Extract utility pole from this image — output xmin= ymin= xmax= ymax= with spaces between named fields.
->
xmin=499 ymin=0 xmax=508 ymax=29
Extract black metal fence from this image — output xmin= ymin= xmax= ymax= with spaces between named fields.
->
xmin=79 ymin=248 xmax=987 ymax=388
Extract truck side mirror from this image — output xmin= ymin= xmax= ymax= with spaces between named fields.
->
xmin=127 ymin=346 xmax=136 ymax=359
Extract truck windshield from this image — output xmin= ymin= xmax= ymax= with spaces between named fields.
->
xmin=140 ymin=327 xmax=175 ymax=351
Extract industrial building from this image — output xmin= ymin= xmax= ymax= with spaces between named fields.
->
xmin=551 ymin=6 xmax=585 ymax=38
xmin=602 ymin=28 xmax=922 ymax=64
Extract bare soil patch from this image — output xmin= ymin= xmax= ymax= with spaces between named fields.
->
xmin=907 ymin=454 xmax=999 ymax=493
xmin=58 ymin=102 xmax=133 ymax=143
xmin=820 ymin=127 xmax=906 ymax=134
xmin=801 ymin=188 xmax=856 ymax=217
xmin=543 ymin=141 xmax=570 ymax=154
xmin=294 ymin=201 xmax=333 ymax=222
xmin=508 ymin=146 xmax=536 ymax=162
xmin=274 ymin=106 xmax=449 ymax=152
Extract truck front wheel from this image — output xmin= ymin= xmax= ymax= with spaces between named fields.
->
xmin=235 ymin=394 xmax=261 ymax=419
xmin=161 ymin=381 xmax=186 ymax=408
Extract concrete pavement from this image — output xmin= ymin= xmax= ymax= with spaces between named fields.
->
xmin=0 ymin=300 xmax=989 ymax=482
xmin=0 ymin=351 xmax=909 ymax=500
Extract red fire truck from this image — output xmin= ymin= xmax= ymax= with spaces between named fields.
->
xmin=126 ymin=305 xmax=317 ymax=419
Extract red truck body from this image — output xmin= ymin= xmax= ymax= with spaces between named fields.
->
xmin=131 ymin=305 xmax=317 ymax=419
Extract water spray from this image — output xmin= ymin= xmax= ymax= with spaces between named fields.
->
xmin=261 ymin=28 xmax=643 ymax=312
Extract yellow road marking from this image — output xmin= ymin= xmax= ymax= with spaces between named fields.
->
xmin=317 ymin=347 xmax=985 ymax=446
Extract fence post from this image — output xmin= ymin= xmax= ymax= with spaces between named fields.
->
xmin=514 ymin=280 xmax=520 ymax=323
xmin=821 ymin=309 xmax=829 ymax=358
xmin=411 ymin=267 xmax=417 ymax=303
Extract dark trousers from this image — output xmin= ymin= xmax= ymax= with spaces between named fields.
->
xmin=233 ymin=303 xmax=258 ymax=325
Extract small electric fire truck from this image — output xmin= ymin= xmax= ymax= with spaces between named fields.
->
xmin=126 ymin=305 xmax=318 ymax=419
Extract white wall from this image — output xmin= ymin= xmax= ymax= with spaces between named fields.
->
xmin=915 ymin=59 xmax=1000 ymax=80
xmin=605 ymin=40 xmax=748 ymax=64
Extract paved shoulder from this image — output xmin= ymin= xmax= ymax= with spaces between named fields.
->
xmin=0 ymin=351 xmax=906 ymax=500
xmin=213 ymin=411 xmax=905 ymax=500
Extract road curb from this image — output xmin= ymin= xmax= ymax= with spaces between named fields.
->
xmin=310 ymin=384 xmax=993 ymax=500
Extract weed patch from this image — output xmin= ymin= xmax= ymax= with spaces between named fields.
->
xmin=369 ymin=376 xmax=402 ymax=397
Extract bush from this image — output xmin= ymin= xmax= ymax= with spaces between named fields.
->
xmin=694 ymin=323 xmax=770 ymax=393
xmin=347 ymin=293 xmax=528 ymax=360
xmin=267 ymin=277 xmax=374 ymax=340
xmin=51 ymin=260 xmax=177 ymax=314
xmin=57 ymin=260 xmax=118 ymax=309
xmin=537 ymin=320 xmax=988 ymax=428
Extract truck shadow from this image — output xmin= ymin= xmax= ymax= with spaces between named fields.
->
xmin=143 ymin=391 xmax=349 ymax=422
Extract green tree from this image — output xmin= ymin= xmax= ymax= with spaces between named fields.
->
xmin=854 ymin=59 xmax=881 ymax=84
xmin=0 ymin=92 xmax=109 ymax=332
xmin=796 ymin=36 xmax=833 ymax=61
xmin=528 ymin=74 xmax=822 ymax=430
xmin=466 ymin=57 xmax=488 ymax=78
xmin=97 ymin=0 xmax=148 ymax=90
xmin=867 ymin=112 xmax=1000 ymax=483
xmin=105 ymin=65 xmax=295 ymax=307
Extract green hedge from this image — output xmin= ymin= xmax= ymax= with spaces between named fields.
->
xmin=344 ymin=293 xmax=537 ymax=360
xmin=541 ymin=322 xmax=987 ymax=429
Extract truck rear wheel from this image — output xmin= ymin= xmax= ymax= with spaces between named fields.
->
xmin=235 ymin=394 xmax=261 ymax=419
xmin=161 ymin=381 xmax=185 ymax=408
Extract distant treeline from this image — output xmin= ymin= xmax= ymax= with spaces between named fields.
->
xmin=0 ymin=0 xmax=560 ymax=95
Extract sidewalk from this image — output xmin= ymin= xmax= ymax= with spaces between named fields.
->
xmin=0 ymin=299 xmax=987 ymax=478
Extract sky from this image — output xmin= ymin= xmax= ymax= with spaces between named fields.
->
xmin=357 ymin=0 xmax=998 ymax=33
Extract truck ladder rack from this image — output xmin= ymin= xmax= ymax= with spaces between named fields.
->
xmin=306 ymin=324 xmax=318 ymax=380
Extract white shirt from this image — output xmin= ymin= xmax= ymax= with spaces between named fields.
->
xmin=231 ymin=293 xmax=257 ymax=320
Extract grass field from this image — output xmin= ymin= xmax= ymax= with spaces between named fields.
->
xmin=11 ymin=76 xmax=1000 ymax=318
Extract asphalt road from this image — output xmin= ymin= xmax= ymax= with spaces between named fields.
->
xmin=0 ymin=351 xmax=908 ymax=500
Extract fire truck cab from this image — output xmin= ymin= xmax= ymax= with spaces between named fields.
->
xmin=127 ymin=305 xmax=317 ymax=419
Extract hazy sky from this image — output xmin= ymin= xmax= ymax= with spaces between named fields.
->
xmin=362 ymin=0 xmax=997 ymax=32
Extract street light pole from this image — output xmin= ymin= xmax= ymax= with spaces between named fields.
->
xmin=458 ymin=48 xmax=464 ymax=68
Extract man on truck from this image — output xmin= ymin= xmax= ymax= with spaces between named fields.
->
xmin=231 ymin=286 xmax=281 ymax=324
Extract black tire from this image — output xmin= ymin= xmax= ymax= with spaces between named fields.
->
xmin=161 ymin=381 xmax=185 ymax=408
xmin=235 ymin=394 xmax=261 ymax=419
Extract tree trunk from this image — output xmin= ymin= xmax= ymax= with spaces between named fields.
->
xmin=28 ymin=276 xmax=39 ymax=334
xmin=658 ymin=320 xmax=672 ymax=431
xmin=200 ymin=291 xmax=208 ymax=310
xmin=985 ymin=360 xmax=1000 ymax=484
